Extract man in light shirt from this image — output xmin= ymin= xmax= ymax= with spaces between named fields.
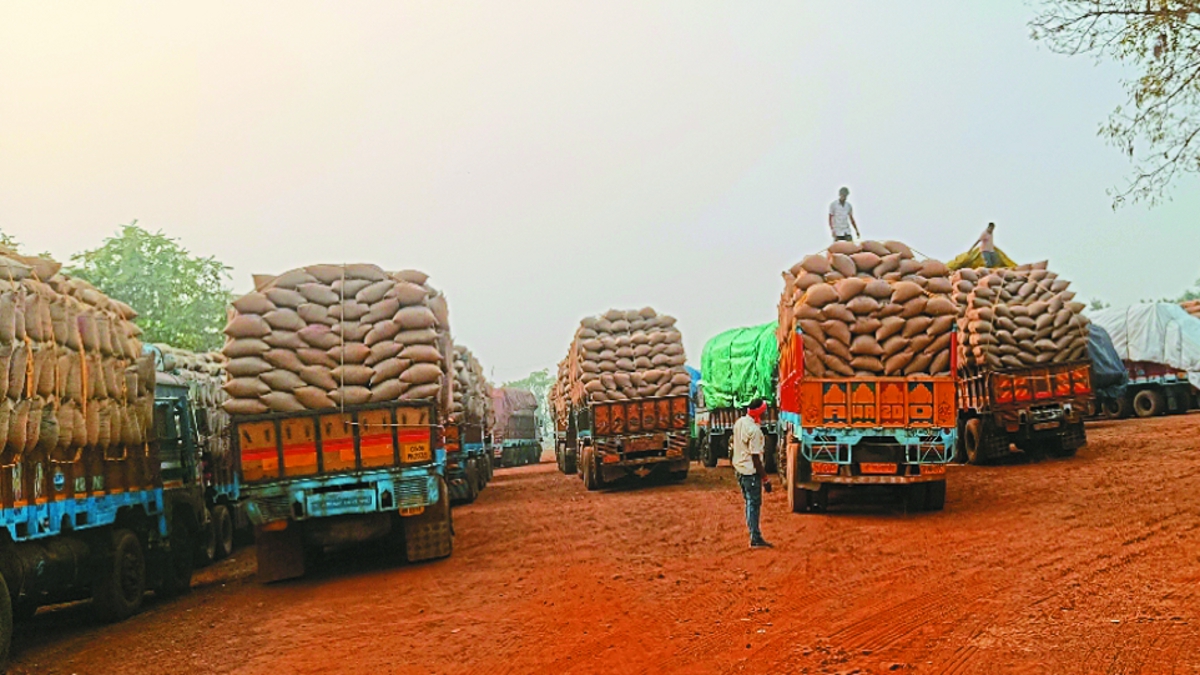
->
xmin=828 ymin=187 xmax=860 ymax=242
xmin=731 ymin=399 xmax=773 ymax=549
xmin=973 ymin=222 xmax=999 ymax=267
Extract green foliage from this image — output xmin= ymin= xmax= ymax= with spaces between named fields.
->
xmin=1031 ymin=1 xmax=1200 ymax=206
xmin=1179 ymin=277 xmax=1200 ymax=301
xmin=1089 ymin=298 xmax=1111 ymax=311
xmin=505 ymin=368 xmax=554 ymax=437
xmin=67 ymin=222 xmax=232 ymax=352
xmin=0 ymin=230 xmax=20 ymax=251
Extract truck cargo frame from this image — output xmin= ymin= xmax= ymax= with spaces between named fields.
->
xmin=568 ymin=395 xmax=691 ymax=490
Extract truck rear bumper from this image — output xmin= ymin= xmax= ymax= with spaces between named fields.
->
xmin=806 ymin=474 xmax=945 ymax=486
xmin=601 ymin=457 xmax=689 ymax=480
xmin=243 ymin=468 xmax=440 ymax=526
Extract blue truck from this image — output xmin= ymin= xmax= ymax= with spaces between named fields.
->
xmin=232 ymin=399 xmax=453 ymax=583
xmin=445 ymin=420 xmax=489 ymax=504
xmin=0 ymin=368 xmax=208 ymax=663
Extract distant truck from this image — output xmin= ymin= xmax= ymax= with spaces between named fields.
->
xmin=1089 ymin=303 xmax=1200 ymax=418
xmin=0 ymin=369 xmax=207 ymax=663
xmin=956 ymin=360 xmax=1092 ymax=463
xmin=232 ymin=400 xmax=452 ymax=583
xmin=492 ymin=388 xmax=541 ymax=468
xmin=777 ymin=328 xmax=957 ymax=512
xmin=566 ymin=396 xmax=692 ymax=489
xmin=695 ymin=323 xmax=780 ymax=472
xmin=445 ymin=419 xmax=488 ymax=504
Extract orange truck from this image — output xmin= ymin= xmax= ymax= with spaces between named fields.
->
xmin=777 ymin=329 xmax=958 ymax=512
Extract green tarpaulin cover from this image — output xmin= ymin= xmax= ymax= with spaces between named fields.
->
xmin=700 ymin=322 xmax=778 ymax=409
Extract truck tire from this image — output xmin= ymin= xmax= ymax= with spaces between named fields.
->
xmin=0 ymin=572 xmax=12 ymax=667
xmin=198 ymin=510 xmax=218 ymax=566
xmin=1101 ymin=398 xmax=1123 ymax=419
xmin=1113 ymin=395 xmax=1134 ymax=419
xmin=464 ymin=459 xmax=480 ymax=504
xmin=403 ymin=477 xmax=453 ymax=563
xmin=92 ymin=528 xmax=146 ymax=623
xmin=924 ymin=481 xmax=947 ymax=511
xmin=1133 ymin=389 xmax=1165 ymax=418
xmin=764 ymin=434 xmax=778 ymax=474
xmin=213 ymin=504 xmax=235 ymax=561
xmin=159 ymin=515 xmax=195 ymax=598
xmin=563 ymin=448 xmax=578 ymax=475
xmin=582 ymin=447 xmax=602 ymax=492
xmin=963 ymin=418 xmax=985 ymax=465
xmin=805 ymin=484 xmax=829 ymax=512
xmin=785 ymin=434 xmax=803 ymax=514
xmin=700 ymin=433 xmax=718 ymax=468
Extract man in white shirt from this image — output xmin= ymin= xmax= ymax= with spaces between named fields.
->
xmin=731 ymin=399 xmax=773 ymax=549
xmin=973 ymin=222 xmax=999 ymax=267
xmin=828 ymin=187 xmax=860 ymax=242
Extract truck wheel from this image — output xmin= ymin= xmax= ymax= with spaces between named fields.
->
xmin=805 ymin=484 xmax=829 ymax=512
xmin=924 ymin=481 xmax=947 ymax=511
xmin=159 ymin=515 xmax=195 ymax=598
xmin=1133 ymin=389 xmax=1165 ymax=418
xmin=92 ymin=528 xmax=146 ymax=623
xmin=464 ymin=459 xmax=480 ymax=504
xmin=563 ymin=448 xmax=578 ymax=475
xmin=700 ymin=434 xmax=718 ymax=468
xmin=198 ymin=510 xmax=218 ymax=566
xmin=1113 ymin=395 xmax=1133 ymax=419
xmin=582 ymin=447 xmax=602 ymax=491
xmin=764 ymin=434 xmax=778 ymax=474
xmin=903 ymin=484 xmax=928 ymax=513
xmin=1101 ymin=398 xmax=1122 ymax=419
xmin=403 ymin=477 xmax=453 ymax=563
xmin=963 ymin=418 xmax=985 ymax=465
xmin=785 ymin=434 xmax=804 ymax=514
xmin=0 ymin=572 xmax=12 ymax=667
xmin=213 ymin=504 xmax=235 ymax=561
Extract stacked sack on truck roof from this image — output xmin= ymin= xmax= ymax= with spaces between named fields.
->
xmin=0 ymin=250 xmax=154 ymax=457
xmin=151 ymin=344 xmax=227 ymax=408
xmin=950 ymin=262 xmax=1089 ymax=370
xmin=1182 ymin=300 xmax=1200 ymax=319
xmin=559 ymin=308 xmax=691 ymax=404
xmin=221 ymin=264 xmax=453 ymax=415
xmin=449 ymin=345 xmax=492 ymax=426
xmin=779 ymin=240 xmax=956 ymax=378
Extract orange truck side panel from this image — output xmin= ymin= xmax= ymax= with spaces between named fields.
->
xmin=797 ymin=377 xmax=957 ymax=428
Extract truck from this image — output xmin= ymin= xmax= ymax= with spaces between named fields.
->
xmin=568 ymin=395 xmax=692 ymax=489
xmin=445 ymin=419 xmax=488 ymax=504
xmin=777 ymin=327 xmax=957 ymax=512
xmin=1089 ymin=303 xmax=1200 ymax=418
xmin=148 ymin=344 xmax=243 ymax=564
xmin=695 ymin=322 xmax=780 ymax=472
xmin=956 ymin=360 xmax=1092 ymax=463
xmin=0 ymin=368 xmax=207 ymax=663
xmin=232 ymin=399 xmax=453 ymax=583
xmin=492 ymin=388 xmax=541 ymax=468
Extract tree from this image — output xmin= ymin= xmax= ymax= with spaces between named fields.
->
xmin=1179 ymin=277 xmax=1200 ymax=301
xmin=1031 ymin=2 xmax=1200 ymax=206
xmin=504 ymin=368 xmax=555 ymax=438
xmin=1089 ymin=298 xmax=1112 ymax=310
xmin=68 ymin=222 xmax=232 ymax=352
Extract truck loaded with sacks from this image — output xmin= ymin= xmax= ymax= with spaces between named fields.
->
xmin=950 ymin=262 xmax=1093 ymax=464
xmin=551 ymin=308 xmax=692 ymax=490
xmin=1089 ymin=302 xmax=1199 ymax=418
xmin=0 ymin=252 xmax=207 ymax=665
xmin=221 ymin=264 xmax=454 ymax=582
xmin=492 ymin=387 xmax=540 ymax=468
xmin=446 ymin=344 xmax=493 ymax=503
xmin=777 ymin=240 xmax=957 ymax=513
xmin=149 ymin=344 xmax=242 ymax=564
xmin=696 ymin=322 xmax=780 ymax=471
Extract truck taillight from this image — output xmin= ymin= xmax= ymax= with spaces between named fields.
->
xmin=1054 ymin=372 xmax=1072 ymax=397
xmin=1073 ymin=367 xmax=1092 ymax=394
xmin=994 ymin=375 xmax=1014 ymax=404
xmin=811 ymin=462 xmax=838 ymax=475
xmin=1014 ymin=377 xmax=1032 ymax=402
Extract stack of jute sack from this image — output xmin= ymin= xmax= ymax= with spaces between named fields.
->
xmin=152 ymin=344 xmax=227 ymax=408
xmin=221 ymin=264 xmax=453 ymax=415
xmin=0 ymin=250 xmax=154 ymax=459
xmin=779 ymin=240 xmax=956 ymax=377
xmin=560 ymin=308 xmax=690 ymax=404
xmin=950 ymin=262 xmax=1089 ymax=370
xmin=1182 ymin=300 xmax=1200 ymax=319
xmin=449 ymin=345 xmax=492 ymax=426
xmin=549 ymin=358 xmax=570 ymax=425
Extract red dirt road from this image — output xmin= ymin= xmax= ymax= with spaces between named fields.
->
xmin=10 ymin=413 xmax=1200 ymax=674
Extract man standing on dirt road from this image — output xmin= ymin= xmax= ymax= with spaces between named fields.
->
xmin=828 ymin=187 xmax=860 ymax=242
xmin=732 ymin=399 xmax=774 ymax=549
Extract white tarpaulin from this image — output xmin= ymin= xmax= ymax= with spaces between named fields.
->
xmin=1088 ymin=303 xmax=1200 ymax=390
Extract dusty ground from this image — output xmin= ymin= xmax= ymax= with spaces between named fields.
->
xmin=10 ymin=412 xmax=1200 ymax=674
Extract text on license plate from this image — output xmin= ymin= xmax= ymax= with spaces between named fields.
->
xmin=1033 ymin=421 xmax=1060 ymax=431
xmin=626 ymin=435 xmax=665 ymax=452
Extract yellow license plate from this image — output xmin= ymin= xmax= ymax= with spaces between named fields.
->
xmin=860 ymin=462 xmax=897 ymax=475
xmin=921 ymin=464 xmax=946 ymax=475
xmin=811 ymin=461 xmax=839 ymax=475
xmin=399 ymin=506 xmax=425 ymax=517
xmin=401 ymin=442 xmax=431 ymax=463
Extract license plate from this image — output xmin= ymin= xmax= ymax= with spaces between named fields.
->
xmin=860 ymin=462 xmax=897 ymax=475
xmin=627 ymin=434 xmax=665 ymax=452
xmin=307 ymin=489 xmax=376 ymax=517
xmin=402 ymin=441 xmax=432 ymax=463
xmin=1033 ymin=421 xmax=1060 ymax=431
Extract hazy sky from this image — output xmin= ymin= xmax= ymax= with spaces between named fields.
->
xmin=2 ymin=2 xmax=1197 ymax=382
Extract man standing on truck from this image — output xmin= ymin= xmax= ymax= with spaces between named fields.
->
xmin=828 ymin=187 xmax=860 ymax=242
xmin=974 ymin=222 xmax=999 ymax=268
xmin=732 ymin=399 xmax=773 ymax=549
